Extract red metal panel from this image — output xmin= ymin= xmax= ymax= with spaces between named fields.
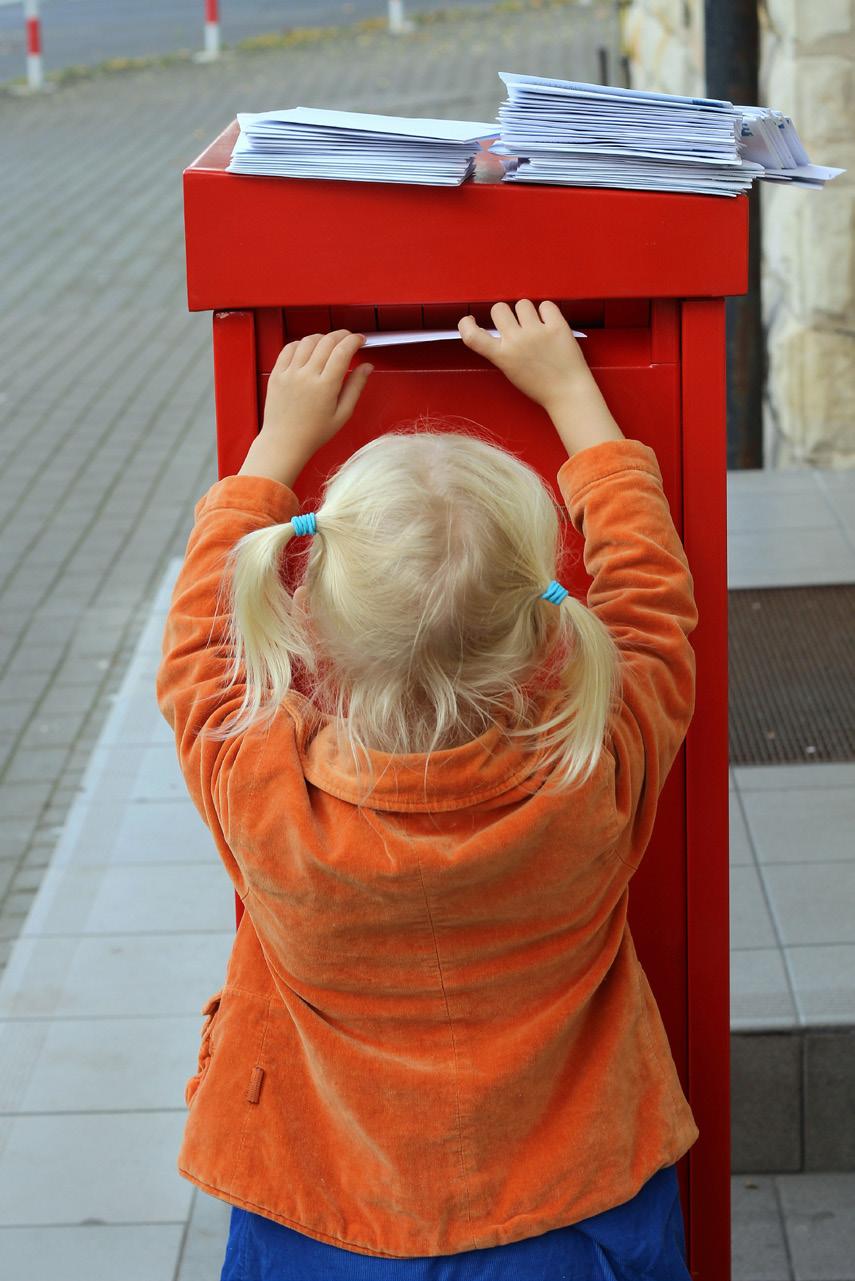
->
xmin=271 ymin=341 xmax=676 ymax=514
xmin=467 ymin=302 xmax=494 ymax=326
xmin=212 ymin=310 xmax=258 ymax=480
xmin=376 ymin=304 xmax=423 ymax=330
xmin=254 ymin=307 xmax=285 ymax=372
xmin=563 ymin=299 xmax=605 ymax=327
xmin=652 ymin=300 xmax=681 ymax=364
xmin=330 ymin=305 xmax=377 ymax=332
xmin=214 ymin=309 xmax=260 ymax=943
xmin=422 ymin=303 xmax=469 ymax=329
xmin=284 ymin=307 xmax=332 ymax=339
xmin=183 ymin=121 xmax=749 ymax=310
xmin=421 ymin=300 xmax=605 ymax=332
xmin=603 ymin=298 xmax=650 ymax=327
xmin=682 ymin=299 xmax=731 ymax=1281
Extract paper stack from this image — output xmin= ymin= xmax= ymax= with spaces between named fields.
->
xmin=734 ymin=105 xmax=844 ymax=187
xmin=227 ymin=107 xmax=499 ymax=186
xmin=493 ymin=72 xmax=844 ymax=195
xmin=492 ymin=72 xmax=762 ymax=196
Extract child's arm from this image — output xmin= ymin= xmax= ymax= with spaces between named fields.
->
xmin=557 ymin=441 xmax=698 ymax=864
xmin=458 ymin=298 xmax=625 ymax=456
xmin=155 ymin=473 xmax=303 ymax=901
xmin=155 ymin=332 xmax=373 ymax=899
xmin=462 ymin=300 xmax=698 ymax=862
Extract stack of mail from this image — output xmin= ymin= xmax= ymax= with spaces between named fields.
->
xmin=227 ymin=107 xmax=499 ymax=186
xmin=492 ymin=72 xmax=760 ymax=196
xmin=492 ymin=72 xmax=843 ymax=196
xmin=734 ymin=105 xmax=844 ymax=187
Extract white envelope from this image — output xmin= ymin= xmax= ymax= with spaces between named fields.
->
xmin=361 ymin=328 xmax=586 ymax=348
xmin=236 ymin=107 xmax=499 ymax=142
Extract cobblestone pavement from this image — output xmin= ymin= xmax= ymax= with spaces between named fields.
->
xmin=0 ymin=1 xmax=618 ymax=973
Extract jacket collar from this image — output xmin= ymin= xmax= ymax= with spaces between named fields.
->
xmin=282 ymin=691 xmax=558 ymax=813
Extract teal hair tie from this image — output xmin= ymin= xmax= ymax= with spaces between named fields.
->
xmin=542 ymin=579 xmax=569 ymax=605
xmin=291 ymin=511 xmax=317 ymax=537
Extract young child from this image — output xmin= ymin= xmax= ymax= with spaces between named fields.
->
xmin=156 ymin=300 xmax=699 ymax=1280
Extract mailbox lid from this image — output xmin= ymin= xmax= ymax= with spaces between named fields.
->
xmin=184 ymin=121 xmax=749 ymax=311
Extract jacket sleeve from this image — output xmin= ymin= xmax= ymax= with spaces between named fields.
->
xmin=555 ymin=438 xmax=699 ymax=867
xmin=155 ymin=472 xmax=301 ymax=900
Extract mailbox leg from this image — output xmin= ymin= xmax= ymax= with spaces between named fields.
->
xmin=681 ymin=298 xmax=732 ymax=1281
xmin=212 ymin=310 xmax=260 ymax=481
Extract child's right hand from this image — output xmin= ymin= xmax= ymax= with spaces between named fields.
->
xmin=458 ymin=299 xmax=626 ymax=456
xmin=458 ymin=300 xmax=591 ymax=414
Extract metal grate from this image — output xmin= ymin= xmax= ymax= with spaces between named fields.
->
xmin=728 ymin=586 xmax=855 ymax=765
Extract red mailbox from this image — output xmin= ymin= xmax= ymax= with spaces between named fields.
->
xmin=183 ymin=119 xmax=744 ymax=1281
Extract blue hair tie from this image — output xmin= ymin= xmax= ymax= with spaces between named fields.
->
xmin=541 ymin=579 xmax=569 ymax=605
xmin=291 ymin=511 xmax=317 ymax=537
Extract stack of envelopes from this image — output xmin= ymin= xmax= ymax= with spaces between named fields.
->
xmin=227 ymin=107 xmax=499 ymax=186
xmin=733 ymin=104 xmax=844 ymax=188
xmin=492 ymin=72 xmax=763 ymax=196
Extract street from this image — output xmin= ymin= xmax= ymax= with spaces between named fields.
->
xmin=0 ymin=0 xmax=504 ymax=85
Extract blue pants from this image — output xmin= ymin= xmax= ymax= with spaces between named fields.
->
xmin=219 ymin=1164 xmax=692 ymax=1280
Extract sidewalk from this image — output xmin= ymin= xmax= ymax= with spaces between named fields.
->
xmin=0 ymin=7 xmax=853 ymax=1279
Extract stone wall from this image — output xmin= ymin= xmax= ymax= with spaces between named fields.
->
xmin=620 ymin=0 xmax=705 ymax=97
xmin=619 ymin=0 xmax=855 ymax=469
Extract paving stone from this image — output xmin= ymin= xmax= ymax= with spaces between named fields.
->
xmin=803 ymin=1031 xmax=855 ymax=1171
xmin=8 ymin=867 xmax=44 ymax=895
xmin=3 ymin=747 xmax=70 ymax=783
xmin=0 ymin=703 xmax=31 ymax=734
xmin=0 ymin=863 xmax=18 ymax=899
xmin=0 ymin=818 xmax=40 ymax=855
xmin=0 ymin=781 xmax=54 ymax=821
xmin=18 ymin=708 xmax=90 ymax=749
xmin=21 ymin=843 xmax=55 ymax=870
xmin=731 ymin=1033 xmax=803 ymax=1173
xmin=776 ymin=1171 xmax=855 ymax=1280
xmin=730 ymin=1174 xmax=792 ymax=1281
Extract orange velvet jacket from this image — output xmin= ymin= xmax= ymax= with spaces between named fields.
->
xmin=155 ymin=436 xmax=700 ymax=1260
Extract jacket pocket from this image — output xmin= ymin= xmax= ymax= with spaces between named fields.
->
xmin=185 ymin=988 xmax=224 ymax=1108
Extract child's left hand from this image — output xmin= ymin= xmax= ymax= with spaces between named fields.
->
xmin=260 ymin=330 xmax=374 ymax=459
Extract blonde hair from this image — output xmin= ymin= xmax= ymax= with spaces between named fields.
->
xmin=201 ymin=422 xmax=622 ymax=809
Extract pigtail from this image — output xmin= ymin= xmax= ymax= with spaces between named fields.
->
xmin=200 ymin=519 xmax=316 ymax=742
xmin=510 ymin=590 xmax=622 ymax=793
